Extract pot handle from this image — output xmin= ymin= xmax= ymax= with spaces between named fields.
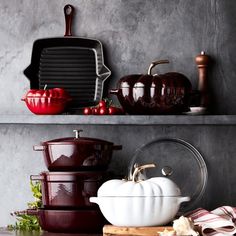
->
xmin=178 ymin=196 xmax=191 ymax=204
xmin=64 ymin=4 xmax=74 ymax=37
xmin=26 ymin=209 xmax=39 ymax=216
xmin=147 ymin=60 xmax=169 ymax=75
xmin=89 ymin=197 xmax=99 ymax=204
xmin=12 ymin=209 xmax=38 ymax=216
xmin=110 ymin=89 xmax=119 ymax=95
xmin=30 ymin=175 xmax=44 ymax=181
xmin=112 ymin=145 xmax=122 ymax=150
xmin=33 ymin=145 xmax=45 ymax=151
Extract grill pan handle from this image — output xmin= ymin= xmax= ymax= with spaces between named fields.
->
xmin=64 ymin=4 xmax=75 ymax=37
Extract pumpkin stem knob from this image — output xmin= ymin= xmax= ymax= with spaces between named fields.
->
xmin=147 ymin=60 xmax=170 ymax=75
xmin=132 ymin=163 xmax=156 ymax=182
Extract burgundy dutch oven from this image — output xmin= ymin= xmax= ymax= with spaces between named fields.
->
xmin=110 ymin=60 xmax=192 ymax=114
xmin=31 ymin=171 xmax=109 ymax=209
xmin=33 ymin=130 xmax=122 ymax=171
xmin=24 ymin=208 xmax=106 ymax=233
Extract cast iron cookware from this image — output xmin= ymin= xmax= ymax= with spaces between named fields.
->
xmin=24 ymin=5 xmax=111 ymax=111
xmin=110 ymin=60 xmax=192 ymax=114
xmin=33 ymin=130 xmax=122 ymax=171
xmin=19 ymin=208 xmax=106 ymax=233
xmin=30 ymin=171 xmax=109 ymax=209
xmin=21 ymin=87 xmax=72 ymax=115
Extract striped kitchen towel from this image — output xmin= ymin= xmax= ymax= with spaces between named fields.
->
xmin=187 ymin=206 xmax=236 ymax=236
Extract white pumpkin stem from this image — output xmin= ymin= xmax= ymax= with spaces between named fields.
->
xmin=132 ymin=164 xmax=156 ymax=182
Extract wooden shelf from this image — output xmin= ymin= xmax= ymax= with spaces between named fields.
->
xmin=0 ymin=115 xmax=236 ymax=125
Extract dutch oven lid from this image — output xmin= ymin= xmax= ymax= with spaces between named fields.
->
xmin=42 ymin=130 xmax=113 ymax=145
xmin=128 ymin=138 xmax=208 ymax=211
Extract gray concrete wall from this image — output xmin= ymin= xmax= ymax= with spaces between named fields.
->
xmin=0 ymin=0 xmax=236 ymax=227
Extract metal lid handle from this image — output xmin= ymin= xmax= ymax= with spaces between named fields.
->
xmin=73 ymin=129 xmax=83 ymax=138
xmin=161 ymin=166 xmax=173 ymax=176
xmin=147 ymin=60 xmax=169 ymax=75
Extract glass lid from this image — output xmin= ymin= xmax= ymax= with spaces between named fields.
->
xmin=128 ymin=138 xmax=208 ymax=212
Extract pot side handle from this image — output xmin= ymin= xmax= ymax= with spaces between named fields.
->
xmin=178 ymin=196 xmax=191 ymax=205
xmin=109 ymin=89 xmax=119 ymax=95
xmin=33 ymin=145 xmax=45 ymax=151
xmin=26 ymin=209 xmax=39 ymax=216
xmin=12 ymin=209 xmax=38 ymax=216
xmin=112 ymin=145 xmax=122 ymax=150
xmin=30 ymin=175 xmax=44 ymax=181
xmin=89 ymin=197 xmax=99 ymax=204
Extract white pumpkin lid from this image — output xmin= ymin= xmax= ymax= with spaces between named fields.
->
xmin=97 ymin=177 xmax=181 ymax=197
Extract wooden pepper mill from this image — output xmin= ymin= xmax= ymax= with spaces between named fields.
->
xmin=195 ymin=51 xmax=211 ymax=109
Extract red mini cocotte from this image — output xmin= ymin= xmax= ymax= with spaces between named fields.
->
xmin=22 ymin=87 xmax=71 ymax=115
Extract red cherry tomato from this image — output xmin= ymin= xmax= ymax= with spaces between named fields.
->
xmin=92 ymin=107 xmax=99 ymax=115
xmin=109 ymin=106 xmax=125 ymax=115
xmin=83 ymin=107 xmax=92 ymax=115
xmin=98 ymin=100 xmax=106 ymax=108
xmin=99 ymin=107 xmax=108 ymax=115
xmin=108 ymin=106 xmax=117 ymax=115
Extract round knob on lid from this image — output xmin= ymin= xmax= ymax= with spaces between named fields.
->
xmin=73 ymin=129 xmax=83 ymax=138
xmin=161 ymin=166 xmax=173 ymax=176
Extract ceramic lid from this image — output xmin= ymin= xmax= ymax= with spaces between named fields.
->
xmin=42 ymin=130 xmax=113 ymax=145
xmin=97 ymin=176 xmax=182 ymax=197
xmin=128 ymin=138 xmax=208 ymax=211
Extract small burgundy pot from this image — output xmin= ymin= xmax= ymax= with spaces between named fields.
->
xmin=31 ymin=171 xmax=108 ymax=209
xmin=33 ymin=130 xmax=122 ymax=171
xmin=25 ymin=208 xmax=107 ymax=233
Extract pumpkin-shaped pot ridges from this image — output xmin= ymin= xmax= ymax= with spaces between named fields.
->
xmin=110 ymin=60 xmax=192 ymax=114
xmin=90 ymin=164 xmax=190 ymax=227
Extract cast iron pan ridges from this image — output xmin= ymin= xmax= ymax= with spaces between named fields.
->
xmin=24 ymin=4 xmax=111 ymax=111
xmin=39 ymin=47 xmax=97 ymax=107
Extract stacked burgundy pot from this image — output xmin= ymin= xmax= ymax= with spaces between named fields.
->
xmin=29 ymin=130 xmax=122 ymax=233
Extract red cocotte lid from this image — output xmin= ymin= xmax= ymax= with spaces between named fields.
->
xmin=42 ymin=130 xmax=114 ymax=146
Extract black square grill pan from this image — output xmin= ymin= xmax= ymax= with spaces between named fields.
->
xmin=24 ymin=5 xmax=111 ymax=111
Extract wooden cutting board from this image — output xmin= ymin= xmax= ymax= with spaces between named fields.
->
xmin=103 ymin=225 xmax=174 ymax=236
